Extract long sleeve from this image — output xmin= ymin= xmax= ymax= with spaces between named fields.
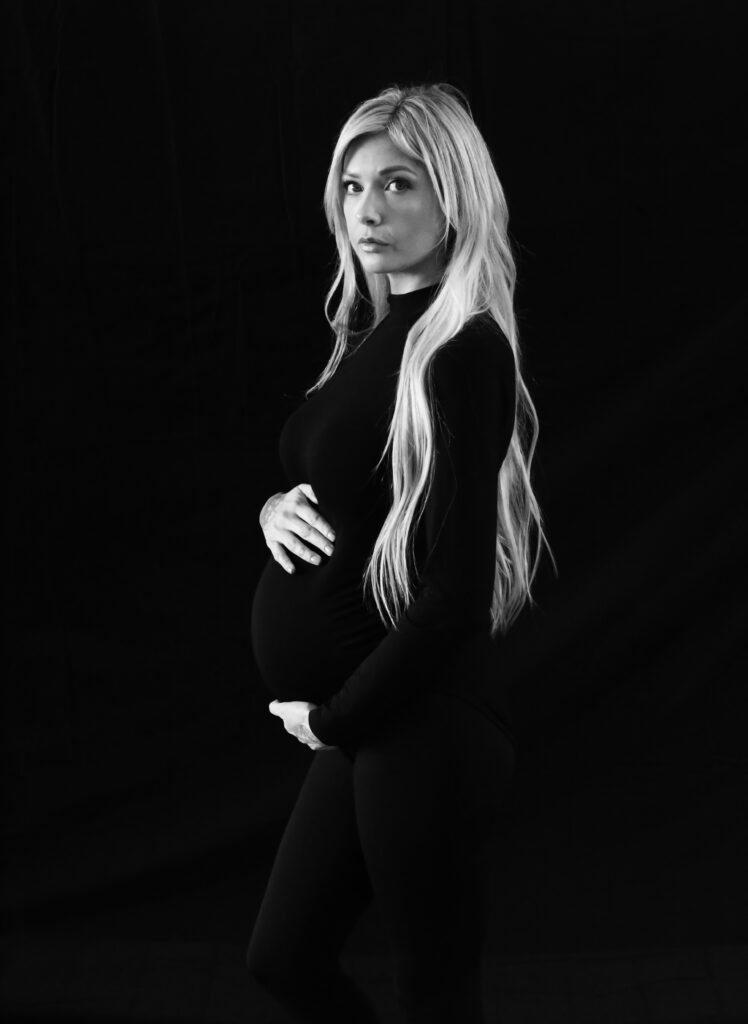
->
xmin=307 ymin=322 xmax=517 ymax=748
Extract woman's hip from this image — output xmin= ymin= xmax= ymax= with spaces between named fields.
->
xmin=351 ymin=690 xmax=515 ymax=838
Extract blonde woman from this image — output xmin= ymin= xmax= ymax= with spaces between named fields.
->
xmin=247 ymin=82 xmax=552 ymax=1024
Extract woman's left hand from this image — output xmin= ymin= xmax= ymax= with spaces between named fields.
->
xmin=268 ymin=700 xmax=336 ymax=751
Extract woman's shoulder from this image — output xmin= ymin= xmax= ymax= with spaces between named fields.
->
xmin=432 ymin=312 xmax=515 ymax=376
xmin=428 ymin=314 xmax=517 ymax=432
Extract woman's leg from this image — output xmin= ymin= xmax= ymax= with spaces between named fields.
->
xmin=353 ymin=692 xmax=516 ymax=1024
xmin=245 ymin=744 xmax=381 ymax=1024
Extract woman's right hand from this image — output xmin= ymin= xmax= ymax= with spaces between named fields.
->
xmin=259 ymin=483 xmax=336 ymax=574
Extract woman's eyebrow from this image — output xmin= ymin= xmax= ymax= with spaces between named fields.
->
xmin=342 ymin=165 xmax=418 ymax=178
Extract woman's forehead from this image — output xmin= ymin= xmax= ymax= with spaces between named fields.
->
xmin=344 ymin=134 xmax=420 ymax=174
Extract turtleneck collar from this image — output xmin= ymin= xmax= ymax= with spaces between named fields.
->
xmin=386 ymin=280 xmax=442 ymax=323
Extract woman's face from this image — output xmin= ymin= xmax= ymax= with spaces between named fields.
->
xmin=341 ymin=132 xmax=446 ymax=295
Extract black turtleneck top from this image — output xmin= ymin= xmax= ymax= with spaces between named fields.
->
xmin=250 ymin=281 xmax=518 ymax=751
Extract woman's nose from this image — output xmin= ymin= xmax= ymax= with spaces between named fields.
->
xmin=357 ymin=191 xmax=382 ymax=223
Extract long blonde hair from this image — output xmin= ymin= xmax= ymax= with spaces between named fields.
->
xmin=307 ymin=82 xmax=554 ymax=636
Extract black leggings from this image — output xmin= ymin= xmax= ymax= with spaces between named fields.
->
xmin=245 ymin=691 xmax=516 ymax=1023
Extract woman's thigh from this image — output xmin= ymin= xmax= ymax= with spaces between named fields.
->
xmin=353 ymin=690 xmax=515 ymax=852
xmin=246 ymin=743 xmax=373 ymax=978
xmin=351 ymin=691 xmax=515 ymax=969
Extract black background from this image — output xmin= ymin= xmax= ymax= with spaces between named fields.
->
xmin=3 ymin=0 xmax=746 ymax=991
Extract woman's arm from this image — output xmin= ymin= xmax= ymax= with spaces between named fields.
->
xmin=307 ymin=323 xmax=517 ymax=748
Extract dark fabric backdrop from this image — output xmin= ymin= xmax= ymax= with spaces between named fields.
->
xmin=4 ymin=0 xmax=746 ymax=958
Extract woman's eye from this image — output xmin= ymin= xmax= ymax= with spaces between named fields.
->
xmin=342 ymin=178 xmax=410 ymax=194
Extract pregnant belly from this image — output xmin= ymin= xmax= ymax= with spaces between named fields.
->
xmin=250 ymin=555 xmax=387 ymax=704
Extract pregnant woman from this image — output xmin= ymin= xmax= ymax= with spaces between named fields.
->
xmin=247 ymin=82 xmax=553 ymax=1024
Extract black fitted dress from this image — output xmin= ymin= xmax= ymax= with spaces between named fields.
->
xmin=250 ymin=281 xmax=518 ymax=752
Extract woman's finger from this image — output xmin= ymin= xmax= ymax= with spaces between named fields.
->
xmin=270 ymin=532 xmax=319 ymax=567
xmin=294 ymin=484 xmax=335 ymax=541
xmin=292 ymin=511 xmax=336 ymax=549
xmin=284 ymin=524 xmax=325 ymax=565
xmin=270 ymin=521 xmax=332 ymax=564
xmin=268 ymin=541 xmax=295 ymax=574
xmin=297 ymin=483 xmax=317 ymax=504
